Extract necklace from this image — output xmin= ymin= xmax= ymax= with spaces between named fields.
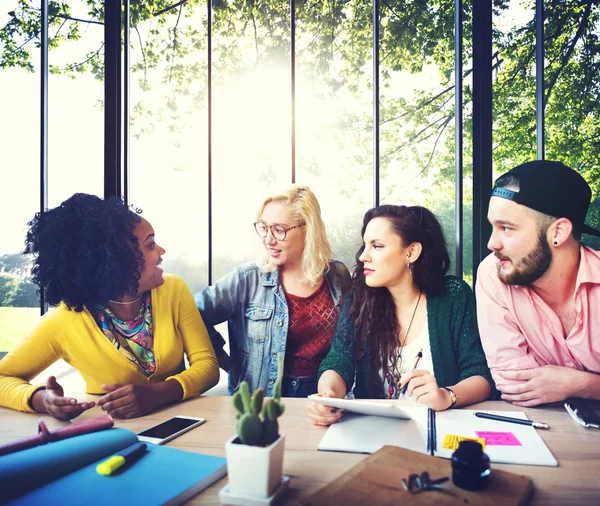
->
xmin=399 ymin=291 xmax=422 ymax=349
xmin=108 ymin=296 xmax=142 ymax=305
xmin=386 ymin=291 xmax=422 ymax=399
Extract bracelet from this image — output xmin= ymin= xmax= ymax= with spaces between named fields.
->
xmin=442 ymin=387 xmax=458 ymax=408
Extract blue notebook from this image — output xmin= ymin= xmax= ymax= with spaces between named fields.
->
xmin=1 ymin=428 xmax=227 ymax=506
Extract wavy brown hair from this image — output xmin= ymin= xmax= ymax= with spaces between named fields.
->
xmin=350 ymin=205 xmax=450 ymax=395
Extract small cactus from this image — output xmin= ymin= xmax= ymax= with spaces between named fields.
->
xmin=232 ymin=353 xmax=285 ymax=446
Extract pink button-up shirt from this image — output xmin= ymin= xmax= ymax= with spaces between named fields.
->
xmin=475 ymin=246 xmax=600 ymax=388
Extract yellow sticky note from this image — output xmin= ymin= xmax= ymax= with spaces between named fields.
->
xmin=442 ymin=434 xmax=486 ymax=451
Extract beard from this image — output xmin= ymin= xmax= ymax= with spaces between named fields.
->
xmin=496 ymin=230 xmax=553 ymax=286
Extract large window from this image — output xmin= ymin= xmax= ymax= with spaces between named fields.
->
xmin=2 ymin=0 xmax=600 ymax=356
xmin=128 ymin=2 xmax=210 ymax=294
xmin=295 ymin=1 xmax=373 ymax=269
xmin=0 ymin=2 xmax=42 ymax=351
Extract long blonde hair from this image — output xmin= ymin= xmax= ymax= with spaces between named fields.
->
xmin=256 ymin=184 xmax=332 ymax=286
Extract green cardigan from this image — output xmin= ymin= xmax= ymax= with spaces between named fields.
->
xmin=318 ymin=276 xmax=496 ymax=399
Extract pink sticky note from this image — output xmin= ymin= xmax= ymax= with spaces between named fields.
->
xmin=475 ymin=431 xmax=522 ymax=446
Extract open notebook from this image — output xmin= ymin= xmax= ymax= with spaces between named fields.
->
xmin=317 ymin=407 xmax=558 ymax=466
xmin=1 ymin=427 xmax=227 ymax=505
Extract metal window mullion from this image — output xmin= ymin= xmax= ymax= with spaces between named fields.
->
xmin=454 ymin=0 xmax=464 ymax=279
xmin=536 ymin=0 xmax=545 ymax=160
xmin=40 ymin=0 xmax=49 ymax=315
xmin=291 ymin=0 xmax=296 ymax=184
xmin=373 ymin=0 xmax=380 ymax=207
xmin=104 ymin=0 xmax=121 ymax=199
xmin=124 ymin=0 xmax=131 ymax=203
xmin=208 ymin=0 xmax=213 ymax=286
xmin=471 ymin=0 xmax=493 ymax=281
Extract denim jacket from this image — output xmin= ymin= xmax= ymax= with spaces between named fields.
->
xmin=195 ymin=260 xmax=351 ymax=396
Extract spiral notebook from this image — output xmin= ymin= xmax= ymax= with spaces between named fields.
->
xmin=317 ymin=407 xmax=557 ymax=466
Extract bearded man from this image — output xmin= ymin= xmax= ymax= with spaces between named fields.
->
xmin=476 ymin=160 xmax=600 ymax=406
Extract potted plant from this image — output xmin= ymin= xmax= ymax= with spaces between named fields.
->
xmin=225 ymin=353 xmax=286 ymax=499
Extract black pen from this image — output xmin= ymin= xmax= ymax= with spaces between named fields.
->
xmin=474 ymin=412 xmax=549 ymax=429
xmin=398 ymin=348 xmax=423 ymax=399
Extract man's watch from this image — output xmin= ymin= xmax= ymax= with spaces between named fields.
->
xmin=442 ymin=387 xmax=458 ymax=408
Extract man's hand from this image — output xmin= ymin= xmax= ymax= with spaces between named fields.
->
xmin=498 ymin=365 xmax=586 ymax=406
xmin=401 ymin=370 xmax=453 ymax=411
xmin=307 ymin=388 xmax=345 ymax=426
xmin=31 ymin=376 xmax=95 ymax=421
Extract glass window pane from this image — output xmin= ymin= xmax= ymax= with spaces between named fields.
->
xmin=211 ymin=0 xmax=291 ymax=280
xmin=0 ymin=2 xmax=41 ymax=351
xmin=295 ymin=0 xmax=373 ymax=270
xmin=129 ymin=2 xmax=210 ymax=293
xmin=378 ymin=2 xmax=460 ymax=275
xmin=492 ymin=0 xmax=535 ymax=179
xmin=543 ymin=1 xmax=600 ymax=250
xmin=47 ymin=0 xmax=104 ymax=207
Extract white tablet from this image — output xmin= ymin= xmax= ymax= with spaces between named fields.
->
xmin=308 ymin=395 xmax=413 ymax=420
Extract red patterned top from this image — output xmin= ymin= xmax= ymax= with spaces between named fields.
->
xmin=284 ymin=281 xmax=338 ymax=377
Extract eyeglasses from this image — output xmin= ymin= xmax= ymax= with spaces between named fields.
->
xmin=254 ymin=220 xmax=305 ymax=241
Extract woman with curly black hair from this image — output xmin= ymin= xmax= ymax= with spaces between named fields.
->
xmin=0 ymin=193 xmax=219 ymax=420
xmin=308 ymin=205 xmax=495 ymax=425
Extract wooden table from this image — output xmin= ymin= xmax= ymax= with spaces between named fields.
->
xmin=1 ymin=396 xmax=599 ymax=505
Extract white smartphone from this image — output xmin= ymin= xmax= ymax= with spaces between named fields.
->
xmin=137 ymin=416 xmax=206 ymax=444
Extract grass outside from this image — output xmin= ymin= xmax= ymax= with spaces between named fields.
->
xmin=0 ymin=307 xmax=40 ymax=351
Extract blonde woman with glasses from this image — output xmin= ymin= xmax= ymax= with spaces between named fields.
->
xmin=196 ymin=185 xmax=351 ymax=397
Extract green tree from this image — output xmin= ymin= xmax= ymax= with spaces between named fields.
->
xmin=0 ymin=253 xmax=32 ymax=280
xmin=11 ymin=281 xmax=39 ymax=307
xmin=0 ymin=274 xmax=17 ymax=306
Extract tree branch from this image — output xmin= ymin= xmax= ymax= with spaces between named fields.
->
xmin=251 ymin=12 xmax=259 ymax=65
xmin=399 ymin=115 xmax=453 ymax=188
xmin=154 ymin=0 xmax=189 ymax=18
xmin=53 ymin=14 xmax=103 ymax=26
xmin=52 ymin=19 xmax=67 ymax=41
xmin=167 ymin=4 xmax=183 ymax=84
xmin=544 ymin=2 xmax=592 ymax=104
xmin=59 ymin=43 xmax=104 ymax=72
xmin=382 ymin=114 xmax=450 ymax=159
xmin=134 ymin=26 xmax=148 ymax=88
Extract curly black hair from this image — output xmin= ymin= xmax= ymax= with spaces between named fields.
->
xmin=25 ymin=193 xmax=142 ymax=311
xmin=351 ymin=205 xmax=450 ymax=394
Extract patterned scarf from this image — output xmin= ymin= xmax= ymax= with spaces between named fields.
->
xmin=94 ymin=291 xmax=156 ymax=376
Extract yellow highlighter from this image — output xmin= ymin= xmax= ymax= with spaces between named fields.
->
xmin=96 ymin=442 xmax=147 ymax=476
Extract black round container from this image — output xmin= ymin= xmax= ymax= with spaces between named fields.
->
xmin=451 ymin=440 xmax=491 ymax=491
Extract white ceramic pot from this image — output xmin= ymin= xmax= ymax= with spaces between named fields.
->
xmin=225 ymin=433 xmax=285 ymax=498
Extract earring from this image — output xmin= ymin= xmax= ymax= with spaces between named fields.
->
xmin=553 ymin=241 xmax=558 ymax=246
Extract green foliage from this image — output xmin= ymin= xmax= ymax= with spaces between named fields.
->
xmin=0 ymin=275 xmax=17 ymax=306
xmin=232 ymin=353 xmax=285 ymax=446
xmin=0 ymin=254 xmax=38 ymax=307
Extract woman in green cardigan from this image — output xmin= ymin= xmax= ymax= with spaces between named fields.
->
xmin=308 ymin=205 xmax=494 ymax=425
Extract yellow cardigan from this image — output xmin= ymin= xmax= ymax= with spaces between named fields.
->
xmin=0 ymin=274 xmax=219 ymax=412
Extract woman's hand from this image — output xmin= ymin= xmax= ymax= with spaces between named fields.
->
xmin=98 ymin=380 xmax=183 ymax=419
xmin=307 ymin=388 xmax=345 ymax=426
xmin=400 ymin=370 xmax=452 ymax=411
xmin=31 ymin=376 xmax=95 ymax=421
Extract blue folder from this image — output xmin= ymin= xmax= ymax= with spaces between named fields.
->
xmin=0 ymin=428 xmax=227 ymax=506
